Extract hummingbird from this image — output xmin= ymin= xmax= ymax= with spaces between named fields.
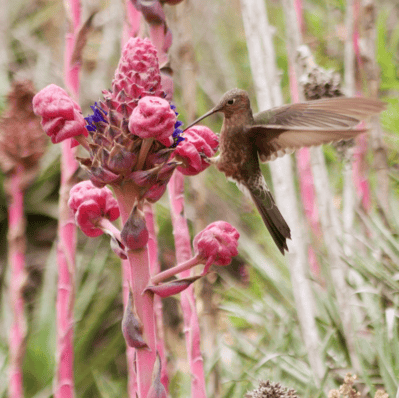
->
xmin=184 ymin=88 xmax=385 ymax=255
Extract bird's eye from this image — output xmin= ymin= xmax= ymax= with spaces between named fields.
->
xmin=227 ymin=99 xmax=235 ymax=105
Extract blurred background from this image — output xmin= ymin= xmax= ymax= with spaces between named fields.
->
xmin=0 ymin=0 xmax=398 ymax=397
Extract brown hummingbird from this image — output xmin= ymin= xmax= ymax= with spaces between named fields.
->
xmin=184 ymin=89 xmax=385 ymax=254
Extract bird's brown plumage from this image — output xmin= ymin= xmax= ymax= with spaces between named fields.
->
xmin=185 ymin=89 xmax=386 ymax=254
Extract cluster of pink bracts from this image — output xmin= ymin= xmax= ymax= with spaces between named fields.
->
xmin=32 ymin=37 xmax=240 ymax=299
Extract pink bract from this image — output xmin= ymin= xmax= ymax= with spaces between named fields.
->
xmin=32 ymin=84 xmax=88 ymax=144
xmin=128 ymin=96 xmax=176 ymax=146
xmin=174 ymin=126 xmax=218 ymax=175
xmin=68 ymin=180 xmax=119 ymax=237
xmin=193 ymin=221 xmax=239 ymax=269
xmin=121 ymin=206 xmax=149 ymax=251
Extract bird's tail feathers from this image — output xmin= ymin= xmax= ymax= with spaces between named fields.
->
xmin=248 ymin=188 xmax=291 ymax=255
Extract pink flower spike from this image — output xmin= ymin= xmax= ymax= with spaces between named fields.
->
xmin=193 ymin=221 xmax=240 ymax=273
xmin=174 ymin=126 xmax=218 ymax=175
xmin=129 ymin=96 xmax=176 ymax=145
xmin=144 ymin=275 xmax=202 ymax=298
xmin=32 ymin=84 xmax=88 ymax=144
xmin=110 ymin=37 xmax=164 ymax=117
xmin=68 ymin=180 xmax=119 ymax=237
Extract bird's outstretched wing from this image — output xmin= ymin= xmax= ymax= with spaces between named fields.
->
xmin=248 ymin=97 xmax=385 ymax=162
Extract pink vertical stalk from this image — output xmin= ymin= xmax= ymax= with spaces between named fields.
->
xmin=123 ymin=0 xmax=141 ymax=45
xmin=352 ymin=0 xmax=372 ymax=212
xmin=34 ymin=35 xmax=174 ymax=398
xmin=353 ymin=133 xmax=371 ymax=212
xmin=113 ymin=186 xmax=157 ymax=398
xmin=55 ymin=144 xmax=77 ymax=397
xmin=168 ymin=171 xmax=207 ymax=398
xmin=121 ymin=5 xmax=142 ymax=396
xmin=294 ymin=0 xmax=304 ymax=34
xmin=144 ymin=204 xmax=169 ymax=393
xmin=289 ymin=54 xmax=321 ymax=276
xmin=8 ymin=166 xmax=26 ymax=398
xmin=122 ymin=260 xmax=138 ymax=397
xmin=2 ymin=80 xmax=46 ymax=398
xmin=64 ymin=0 xmax=81 ymax=97
xmin=122 ymin=4 xmax=168 ymax=394
xmin=55 ymin=0 xmax=81 ymax=396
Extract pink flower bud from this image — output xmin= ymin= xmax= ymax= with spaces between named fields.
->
xmin=122 ymin=288 xmax=148 ymax=349
xmin=144 ymin=182 xmax=168 ymax=203
xmin=128 ymin=96 xmax=176 ymax=146
xmin=193 ymin=221 xmax=240 ymax=272
xmin=144 ymin=275 xmax=201 ymax=298
xmin=68 ymin=180 xmax=119 ymax=237
xmin=32 ymin=84 xmax=88 ymax=145
xmin=174 ymin=126 xmax=218 ymax=175
xmin=121 ymin=205 xmax=149 ymax=250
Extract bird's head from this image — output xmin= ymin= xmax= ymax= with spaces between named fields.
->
xmin=184 ymin=88 xmax=251 ymax=131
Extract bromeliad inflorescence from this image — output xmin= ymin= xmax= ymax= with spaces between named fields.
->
xmin=32 ymin=36 xmax=240 ymax=289
xmin=33 ymin=38 xmax=198 ymax=203
xmin=32 ymin=38 xmax=240 ymax=382
xmin=33 ymin=38 xmax=224 ymax=253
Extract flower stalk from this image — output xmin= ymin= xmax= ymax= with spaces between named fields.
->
xmin=55 ymin=0 xmax=81 ymax=396
xmin=7 ymin=166 xmax=27 ymax=398
xmin=0 ymin=80 xmax=46 ymax=398
xmin=168 ymin=171 xmax=207 ymax=398
xmin=33 ymin=32 xmax=236 ymax=397
xmin=113 ymin=186 xmax=157 ymax=397
xmin=151 ymin=255 xmax=202 ymax=285
xmin=144 ymin=203 xmax=169 ymax=391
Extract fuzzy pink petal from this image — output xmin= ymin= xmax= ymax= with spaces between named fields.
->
xmin=75 ymin=200 xmax=103 ymax=237
xmin=128 ymin=96 xmax=176 ymax=143
xmin=193 ymin=221 xmax=240 ymax=267
xmin=174 ymin=126 xmax=218 ymax=176
xmin=33 ymin=84 xmax=88 ymax=144
xmin=68 ymin=181 xmax=120 ymax=236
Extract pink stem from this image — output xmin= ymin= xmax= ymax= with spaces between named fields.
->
xmin=294 ymin=0 xmax=304 ymax=34
xmin=151 ymin=255 xmax=202 ymax=285
xmin=122 ymin=259 xmax=138 ymax=397
xmin=123 ymin=0 xmax=141 ymax=44
xmin=353 ymin=133 xmax=371 ymax=212
xmin=352 ymin=0 xmax=371 ymax=212
xmin=144 ymin=203 xmax=169 ymax=393
xmin=98 ymin=218 xmax=122 ymax=240
xmin=149 ymin=25 xmax=168 ymax=66
xmin=168 ymin=171 xmax=207 ymax=398
xmin=55 ymin=141 xmax=78 ymax=398
xmin=64 ymin=0 xmax=81 ymax=99
xmin=113 ymin=185 xmax=156 ymax=398
xmin=296 ymin=148 xmax=322 ymax=239
xmin=289 ymin=60 xmax=321 ymax=275
xmin=8 ymin=166 xmax=26 ymax=398
xmin=120 ymin=7 xmax=143 ymax=396
xmin=55 ymin=1 xmax=81 ymax=396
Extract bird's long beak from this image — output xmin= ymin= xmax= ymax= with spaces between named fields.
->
xmin=183 ymin=107 xmax=219 ymax=131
